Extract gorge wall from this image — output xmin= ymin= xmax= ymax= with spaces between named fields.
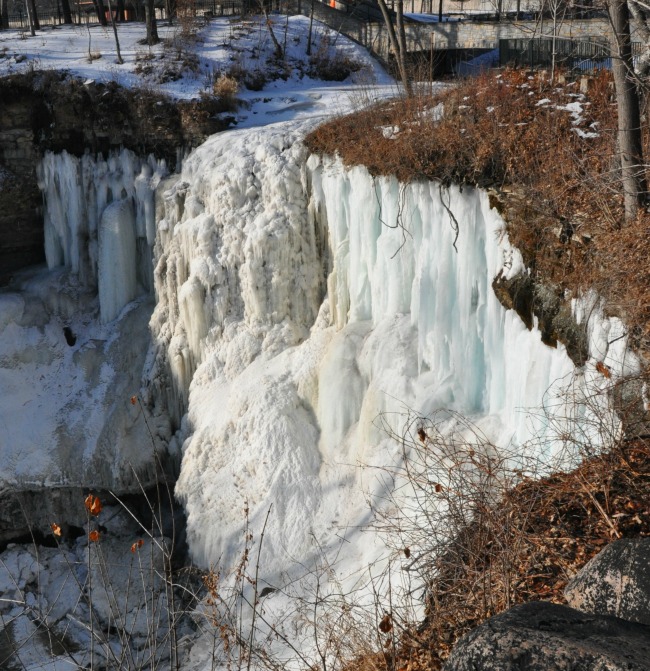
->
xmin=0 ymin=99 xmax=634 ymax=576
xmin=0 ymin=72 xmax=232 ymax=284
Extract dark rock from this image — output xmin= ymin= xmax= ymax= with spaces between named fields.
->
xmin=565 ymin=538 xmax=650 ymax=626
xmin=444 ymin=601 xmax=650 ymax=671
xmin=492 ymin=271 xmax=534 ymax=330
xmin=491 ymin=272 xmax=589 ymax=366
xmin=532 ymin=283 xmax=589 ymax=365
xmin=0 ymin=71 xmax=234 ymax=285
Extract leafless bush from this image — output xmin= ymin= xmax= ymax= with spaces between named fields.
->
xmin=226 ymin=61 xmax=268 ymax=91
xmin=213 ymin=74 xmax=239 ymax=106
xmin=366 ymin=366 xmax=650 ymax=669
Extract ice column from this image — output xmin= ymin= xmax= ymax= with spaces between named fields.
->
xmin=98 ymin=198 xmax=137 ymax=324
xmin=37 ymin=148 xmax=167 ymax=318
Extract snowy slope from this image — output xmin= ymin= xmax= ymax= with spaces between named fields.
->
xmin=0 ymin=16 xmax=395 ymax=125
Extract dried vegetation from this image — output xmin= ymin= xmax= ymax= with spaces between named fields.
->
xmin=306 ymin=69 xmax=650 ymax=671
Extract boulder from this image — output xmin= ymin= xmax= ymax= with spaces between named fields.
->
xmin=444 ymin=601 xmax=650 ymax=671
xmin=564 ymin=538 xmax=650 ymax=626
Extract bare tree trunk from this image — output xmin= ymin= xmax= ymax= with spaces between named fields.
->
xmin=377 ymin=0 xmax=412 ymax=95
xmin=258 ymin=0 xmax=283 ymax=59
xmin=109 ymin=1 xmax=123 ymax=62
xmin=25 ymin=0 xmax=36 ymax=34
xmin=165 ymin=0 xmax=175 ymax=23
xmin=628 ymin=0 xmax=650 ymax=79
xmin=29 ymin=0 xmax=40 ymax=29
xmin=93 ymin=0 xmax=108 ymax=25
xmin=0 ymin=0 xmax=9 ymax=29
xmin=608 ymin=0 xmax=647 ymax=223
xmin=61 ymin=0 xmax=73 ymax=23
xmin=145 ymin=0 xmax=159 ymax=44
xmin=306 ymin=0 xmax=314 ymax=55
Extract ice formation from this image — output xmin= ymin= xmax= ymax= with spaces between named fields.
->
xmin=38 ymin=148 xmax=166 ymax=323
xmin=1 ymin=120 xmax=634 ymax=669
xmin=148 ymin=121 xmax=615 ymax=591
xmin=0 ymin=149 xmax=170 ymax=536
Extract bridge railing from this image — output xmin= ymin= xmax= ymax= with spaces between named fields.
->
xmin=499 ymin=36 xmax=642 ymax=71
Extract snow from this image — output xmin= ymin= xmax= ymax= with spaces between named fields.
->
xmin=0 ymin=16 xmax=395 ymax=125
xmin=146 ymin=123 xmax=616 ymax=618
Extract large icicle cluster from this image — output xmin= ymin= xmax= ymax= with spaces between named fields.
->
xmin=0 ymin=149 xmax=170 ymax=534
xmin=149 ymin=122 xmax=604 ymax=589
xmin=38 ymin=148 xmax=167 ymax=323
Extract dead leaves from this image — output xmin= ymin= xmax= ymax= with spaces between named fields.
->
xmin=595 ymin=361 xmax=611 ymax=378
xmin=84 ymin=494 xmax=102 ymax=516
xmin=379 ymin=613 xmax=393 ymax=634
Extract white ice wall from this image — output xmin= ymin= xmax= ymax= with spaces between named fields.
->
xmin=148 ymin=122 xmax=607 ymax=586
xmin=38 ymin=149 xmax=167 ymax=323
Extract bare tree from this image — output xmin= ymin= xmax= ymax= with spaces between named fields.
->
xmin=25 ymin=0 xmax=36 ymax=34
xmin=28 ymin=0 xmax=40 ymax=29
xmin=376 ymin=0 xmax=413 ymax=96
xmin=92 ymin=0 xmax=108 ymax=26
xmin=628 ymin=0 xmax=650 ymax=79
xmin=607 ymin=0 xmax=648 ymax=223
xmin=61 ymin=0 xmax=73 ymax=24
xmin=145 ymin=0 xmax=160 ymax=44
xmin=257 ymin=0 xmax=283 ymax=59
xmin=1 ymin=0 xmax=10 ymax=28
xmin=108 ymin=0 xmax=124 ymax=63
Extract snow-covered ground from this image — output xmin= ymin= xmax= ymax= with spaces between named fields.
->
xmin=0 ymin=15 xmax=396 ymax=126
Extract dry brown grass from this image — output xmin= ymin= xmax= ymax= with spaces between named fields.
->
xmin=305 ymin=68 xmax=650 ymax=363
xmin=407 ymin=438 xmax=650 ymax=670
xmin=363 ymin=418 xmax=650 ymax=671
xmin=305 ymin=73 xmax=650 ymax=670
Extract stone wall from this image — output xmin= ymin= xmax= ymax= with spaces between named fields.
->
xmin=346 ymin=16 xmax=622 ymax=57
xmin=0 ymin=71 xmax=232 ymax=284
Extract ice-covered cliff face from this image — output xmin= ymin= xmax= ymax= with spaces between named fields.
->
xmin=149 ymin=122 xmax=611 ymax=586
xmin=38 ymin=149 xmax=166 ymax=322
xmin=0 ymin=149 xmax=170 ymax=535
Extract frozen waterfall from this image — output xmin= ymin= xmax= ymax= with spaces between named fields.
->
xmin=148 ymin=122 xmax=619 ymax=587
xmin=0 ymin=118 xmax=635 ymax=669
xmin=0 ymin=148 xmax=171 ymax=535
xmin=38 ymin=148 xmax=167 ymax=323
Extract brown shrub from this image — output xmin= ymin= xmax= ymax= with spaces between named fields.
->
xmin=212 ymin=73 xmax=239 ymax=108
xmin=370 ymin=410 xmax=650 ymax=671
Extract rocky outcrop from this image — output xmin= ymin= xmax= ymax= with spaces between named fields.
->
xmin=564 ymin=538 xmax=650 ymax=626
xmin=491 ymin=273 xmax=590 ymax=367
xmin=444 ymin=601 xmax=650 ymax=671
xmin=0 ymin=71 xmax=233 ymax=284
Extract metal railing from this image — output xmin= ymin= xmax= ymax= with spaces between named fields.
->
xmin=499 ymin=36 xmax=642 ymax=71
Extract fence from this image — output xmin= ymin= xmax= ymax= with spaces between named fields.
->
xmin=1 ymin=0 xmax=242 ymax=30
xmin=499 ymin=36 xmax=642 ymax=71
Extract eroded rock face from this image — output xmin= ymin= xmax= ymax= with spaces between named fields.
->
xmin=564 ymin=538 xmax=650 ymax=626
xmin=491 ymin=272 xmax=590 ymax=368
xmin=444 ymin=601 xmax=650 ymax=671
xmin=0 ymin=71 xmax=232 ymax=284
